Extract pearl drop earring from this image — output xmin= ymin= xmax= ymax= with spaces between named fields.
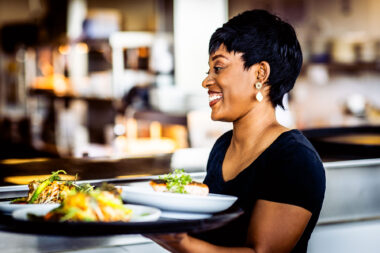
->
xmin=255 ymin=82 xmax=263 ymax=102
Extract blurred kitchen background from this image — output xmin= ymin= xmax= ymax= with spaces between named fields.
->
xmin=1 ymin=0 xmax=380 ymax=160
xmin=1 ymin=0 xmax=380 ymax=252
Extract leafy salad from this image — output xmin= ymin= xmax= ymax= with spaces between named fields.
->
xmin=11 ymin=170 xmax=94 ymax=204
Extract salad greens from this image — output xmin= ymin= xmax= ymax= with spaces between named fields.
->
xmin=23 ymin=170 xmax=94 ymax=204
xmin=28 ymin=170 xmax=67 ymax=203
xmin=159 ymin=169 xmax=192 ymax=194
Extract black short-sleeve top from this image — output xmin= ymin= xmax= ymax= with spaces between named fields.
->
xmin=192 ymin=129 xmax=326 ymax=253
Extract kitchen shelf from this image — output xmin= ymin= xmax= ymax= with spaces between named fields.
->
xmin=28 ymin=88 xmax=115 ymax=102
xmin=303 ymin=62 xmax=380 ymax=74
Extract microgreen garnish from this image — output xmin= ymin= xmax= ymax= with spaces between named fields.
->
xmin=159 ymin=169 xmax=192 ymax=194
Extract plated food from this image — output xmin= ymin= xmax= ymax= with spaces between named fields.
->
xmin=43 ymin=184 xmax=132 ymax=222
xmin=150 ymin=169 xmax=209 ymax=196
xmin=122 ymin=171 xmax=236 ymax=214
xmin=12 ymin=203 xmax=161 ymax=224
xmin=11 ymin=170 xmax=93 ymax=204
xmin=8 ymin=178 xmax=161 ymax=223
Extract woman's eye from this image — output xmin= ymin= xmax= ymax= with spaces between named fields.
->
xmin=214 ymin=66 xmax=222 ymax=73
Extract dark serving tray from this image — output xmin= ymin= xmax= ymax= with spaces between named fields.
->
xmin=0 ymin=206 xmax=243 ymax=236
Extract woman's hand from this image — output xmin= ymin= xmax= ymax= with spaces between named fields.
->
xmin=144 ymin=233 xmax=190 ymax=252
xmin=145 ymin=233 xmax=256 ymax=253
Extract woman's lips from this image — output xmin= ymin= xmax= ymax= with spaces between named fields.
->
xmin=208 ymin=93 xmax=223 ymax=107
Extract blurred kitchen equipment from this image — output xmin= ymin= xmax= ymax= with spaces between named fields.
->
xmin=122 ymin=86 xmax=151 ymax=111
xmin=366 ymin=103 xmax=380 ymax=124
xmin=149 ymin=86 xmax=186 ymax=114
xmin=109 ymin=32 xmax=156 ymax=98
xmin=150 ymin=33 xmax=174 ymax=75
xmin=55 ymin=100 xmax=89 ymax=157
xmin=82 ymin=9 xmax=121 ymax=40
xmin=344 ymin=93 xmax=366 ymax=117
xmin=187 ymin=109 xmax=232 ymax=148
xmin=111 ymin=117 xmax=177 ymax=157
xmin=331 ymin=33 xmax=376 ymax=64
xmin=360 ymin=39 xmax=376 ymax=63
xmin=303 ymin=126 xmax=380 ymax=160
xmin=307 ymin=64 xmax=329 ymax=85
xmin=331 ymin=35 xmax=357 ymax=63
xmin=170 ymin=147 xmax=211 ymax=172
xmin=67 ymin=42 xmax=89 ymax=92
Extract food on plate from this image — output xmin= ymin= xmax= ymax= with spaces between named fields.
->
xmin=11 ymin=170 xmax=93 ymax=204
xmin=150 ymin=169 xmax=209 ymax=195
xmin=43 ymin=184 xmax=132 ymax=222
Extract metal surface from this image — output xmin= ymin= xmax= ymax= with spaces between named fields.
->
xmin=0 ymin=233 xmax=153 ymax=253
xmin=319 ymin=158 xmax=380 ymax=224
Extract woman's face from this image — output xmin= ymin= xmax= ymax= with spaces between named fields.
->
xmin=202 ymin=45 xmax=258 ymax=122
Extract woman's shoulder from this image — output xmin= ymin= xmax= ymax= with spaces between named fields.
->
xmin=258 ymin=130 xmax=326 ymax=212
xmin=271 ymin=129 xmax=321 ymax=161
xmin=267 ymin=129 xmax=325 ymax=182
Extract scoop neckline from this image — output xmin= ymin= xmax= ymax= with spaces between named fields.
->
xmin=219 ymin=129 xmax=299 ymax=184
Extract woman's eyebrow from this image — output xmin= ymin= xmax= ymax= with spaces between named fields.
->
xmin=211 ymin=54 xmax=228 ymax=61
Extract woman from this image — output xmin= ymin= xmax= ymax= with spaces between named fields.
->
xmin=149 ymin=9 xmax=326 ymax=253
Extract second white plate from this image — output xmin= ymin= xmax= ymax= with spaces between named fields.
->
xmin=0 ymin=201 xmax=59 ymax=214
xmin=120 ymin=185 xmax=237 ymax=213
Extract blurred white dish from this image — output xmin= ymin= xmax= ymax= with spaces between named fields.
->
xmin=12 ymin=204 xmax=161 ymax=222
xmin=121 ymin=185 xmax=237 ymax=213
xmin=0 ymin=201 xmax=59 ymax=214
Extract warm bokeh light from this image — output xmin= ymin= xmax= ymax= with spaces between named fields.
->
xmin=0 ymin=158 xmax=49 ymax=165
xmin=76 ymin=42 xmax=89 ymax=54
xmin=58 ymin=43 xmax=89 ymax=55
xmin=58 ymin=44 xmax=70 ymax=55
xmin=150 ymin=121 xmax=161 ymax=139
xmin=116 ymin=174 xmax=152 ymax=179
xmin=126 ymin=118 xmax=138 ymax=139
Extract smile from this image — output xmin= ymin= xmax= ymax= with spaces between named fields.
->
xmin=208 ymin=93 xmax=223 ymax=106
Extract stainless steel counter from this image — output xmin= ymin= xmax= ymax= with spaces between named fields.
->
xmin=319 ymin=158 xmax=380 ymax=224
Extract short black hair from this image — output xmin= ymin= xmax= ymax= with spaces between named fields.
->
xmin=209 ymin=9 xmax=303 ymax=109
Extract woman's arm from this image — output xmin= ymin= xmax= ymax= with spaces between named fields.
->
xmin=147 ymin=233 xmax=255 ymax=253
xmin=147 ymin=199 xmax=311 ymax=253
xmin=246 ymin=199 xmax=312 ymax=253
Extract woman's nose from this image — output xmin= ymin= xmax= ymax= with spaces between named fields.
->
xmin=202 ymin=75 xmax=213 ymax=88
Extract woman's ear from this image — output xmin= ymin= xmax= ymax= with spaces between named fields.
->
xmin=258 ymin=61 xmax=270 ymax=84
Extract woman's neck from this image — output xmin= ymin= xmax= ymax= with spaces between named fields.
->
xmin=231 ymin=102 xmax=285 ymax=150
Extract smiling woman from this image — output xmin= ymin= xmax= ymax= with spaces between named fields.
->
xmin=149 ymin=9 xmax=325 ymax=253
xmin=203 ymin=46 xmax=262 ymax=122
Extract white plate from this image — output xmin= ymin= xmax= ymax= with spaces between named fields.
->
xmin=161 ymin=211 xmax=212 ymax=220
xmin=0 ymin=201 xmax=59 ymax=214
xmin=12 ymin=204 xmax=161 ymax=222
xmin=120 ymin=185 xmax=237 ymax=213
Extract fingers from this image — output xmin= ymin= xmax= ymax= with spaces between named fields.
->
xmin=143 ymin=233 xmax=187 ymax=243
xmin=143 ymin=233 xmax=187 ymax=253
